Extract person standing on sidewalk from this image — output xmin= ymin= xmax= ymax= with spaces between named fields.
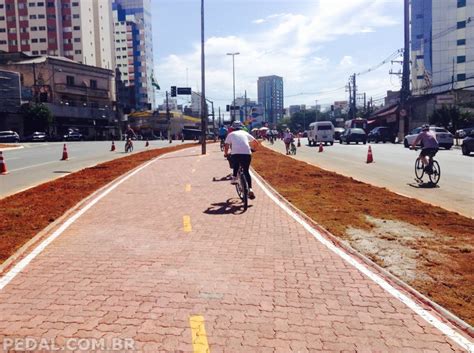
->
xmin=224 ymin=121 xmax=259 ymax=199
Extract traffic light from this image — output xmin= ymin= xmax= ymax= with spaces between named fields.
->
xmin=331 ymin=105 xmax=334 ymax=111
xmin=170 ymin=86 xmax=177 ymax=97
xmin=226 ymin=105 xmax=230 ymax=112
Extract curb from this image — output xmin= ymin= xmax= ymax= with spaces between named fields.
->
xmin=250 ymin=166 xmax=474 ymax=338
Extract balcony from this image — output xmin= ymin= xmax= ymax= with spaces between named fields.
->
xmin=54 ymin=83 xmax=110 ymax=99
xmin=45 ymin=103 xmax=114 ymax=120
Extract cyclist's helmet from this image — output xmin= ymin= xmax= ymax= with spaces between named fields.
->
xmin=232 ymin=121 xmax=244 ymax=130
xmin=422 ymin=124 xmax=430 ymax=131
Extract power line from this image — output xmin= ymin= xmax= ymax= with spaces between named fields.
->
xmin=356 ymin=49 xmax=403 ymax=76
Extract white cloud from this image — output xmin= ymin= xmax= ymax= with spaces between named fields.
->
xmin=156 ymin=0 xmax=401 ymax=108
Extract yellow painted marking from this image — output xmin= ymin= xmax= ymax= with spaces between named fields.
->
xmin=185 ymin=184 xmax=191 ymax=192
xmin=190 ymin=315 xmax=210 ymax=353
xmin=183 ymin=216 xmax=192 ymax=232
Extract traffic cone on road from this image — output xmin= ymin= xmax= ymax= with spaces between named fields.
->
xmin=318 ymin=142 xmax=323 ymax=152
xmin=145 ymin=139 xmax=149 ymax=147
xmin=297 ymin=137 xmax=301 ymax=147
xmin=0 ymin=151 xmax=8 ymax=175
xmin=110 ymin=140 xmax=116 ymax=152
xmin=61 ymin=144 xmax=68 ymax=161
xmin=366 ymin=145 xmax=374 ymax=163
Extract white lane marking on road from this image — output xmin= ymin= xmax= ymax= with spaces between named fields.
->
xmin=9 ymin=160 xmax=71 ymax=173
xmin=251 ymin=171 xmax=474 ymax=352
xmin=0 ymin=154 xmax=166 ymax=291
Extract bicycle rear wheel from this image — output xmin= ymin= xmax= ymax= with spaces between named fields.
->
xmin=414 ymin=158 xmax=424 ymax=181
xmin=429 ymin=160 xmax=441 ymax=185
xmin=239 ymin=171 xmax=248 ymax=210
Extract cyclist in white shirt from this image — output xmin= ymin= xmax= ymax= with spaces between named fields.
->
xmin=224 ymin=121 xmax=259 ymax=199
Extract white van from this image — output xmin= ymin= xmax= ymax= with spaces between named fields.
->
xmin=308 ymin=121 xmax=334 ymax=146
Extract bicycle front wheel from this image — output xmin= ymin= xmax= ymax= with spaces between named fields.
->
xmin=429 ymin=160 xmax=441 ymax=185
xmin=240 ymin=172 xmax=248 ymax=210
xmin=414 ymin=158 xmax=424 ymax=180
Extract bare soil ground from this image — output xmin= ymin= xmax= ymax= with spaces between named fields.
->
xmin=0 ymin=144 xmax=19 ymax=149
xmin=0 ymin=144 xmax=193 ymax=265
xmin=252 ymin=146 xmax=474 ymax=326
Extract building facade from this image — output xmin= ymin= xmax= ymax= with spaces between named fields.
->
xmin=112 ymin=0 xmax=154 ymax=110
xmin=257 ymin=75 xmax=284 ymax=126
xmin=0 ymin=0 xmax=115 ymax=70
xmin=411 ymin=0 xmax=473 ymax=95
xmin=0 ymin=52 xmax=115 ymax=138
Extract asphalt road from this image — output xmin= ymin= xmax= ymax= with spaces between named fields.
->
xmin=266 ymin=138 xmax=474 ymax=218
xmin=0 ymin=140 xmax=192 ymax=198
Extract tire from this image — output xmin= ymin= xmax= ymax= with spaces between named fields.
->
xmin=330 ymin=142 xmax=333 ymax=146
xmin=404 ymin=139 xmax=409 ymax=148
xmin=429 ymin=160 xmax=441 ymax=185
xmin=443 ymin=144 xmax=452 ymax=150
xmin=415 ymin=158 xmax=425 ymax=181
xmin=462 ymin=145 xmax=469 ymax=155
xmin=239 ymin=172 xmax=248 ymax=210
xmin=363 ymin=141 xmax=366 ymax=145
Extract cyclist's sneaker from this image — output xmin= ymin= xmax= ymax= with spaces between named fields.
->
xmin=231 ymin=176 xmax=238 ymax=185
xmin=248 ymin=189 xmax=256 ymax=199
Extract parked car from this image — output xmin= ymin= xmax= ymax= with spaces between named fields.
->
xmin=455 ymin=126 xmax=474 ymax=139
xmin=461 ymin=131 xmax=474 ymax=155
xmin=0 ymin=131 xmax=20 ymax=143
xmin=64 ymin=131 xmax=84 ymax=141
xmin=404 ymin=126 xmax=453 ymax=149
xmin=367 ymin=126 xmax=396 ymax=143
xmin=333 ymin=127 xmax=345 ymax=140
xmin=23 ymin=131 xmax=47 ymax=142
xmin=339 ymin=128 xmax=367 ymax=144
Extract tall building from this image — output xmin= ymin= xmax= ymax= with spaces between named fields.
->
xmin=0 ymin=0 xmax=115 ymax=70
xmin=411 ymin=0 xmax=473 ymax=95
xmin=112 ymin=0 xmax=154 ymax=110
xmin=257 ymin=75 xmax=284 ymax=126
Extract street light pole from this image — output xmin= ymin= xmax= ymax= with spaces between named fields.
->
xmin=226 ymin=52 xmax=239 ymax=122
xmin=200 ymin=0 xmax=207 ymax=154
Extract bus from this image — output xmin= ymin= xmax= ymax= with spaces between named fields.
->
xmin=345 ymin=118 xmax=368 ymax=132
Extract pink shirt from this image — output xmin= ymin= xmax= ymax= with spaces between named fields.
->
xmin=414 ymin=130 xmax=439 ymax=149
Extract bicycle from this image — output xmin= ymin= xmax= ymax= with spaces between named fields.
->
xmin=125 ymin=138 xmax=134 ymax=153
xmin=288 ymin=141 xmax=297 ymax=155
xmin=412 ymin=147 xmax=441 ymax=185
xmin=220 ymin=139 xmax=225 ymax=152
xmin=234 ymin=164 xmax=249 ymax=210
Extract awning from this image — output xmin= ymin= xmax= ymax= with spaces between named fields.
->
xmin=370 ymin=105 xmax=398 ymax=119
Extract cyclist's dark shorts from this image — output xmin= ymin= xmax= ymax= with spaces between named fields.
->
xmin=420 ymin=148 xmax=438 ymax=157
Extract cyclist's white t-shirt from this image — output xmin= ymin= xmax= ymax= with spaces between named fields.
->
xmin=225 ymin=130 xmax=255 ymax=155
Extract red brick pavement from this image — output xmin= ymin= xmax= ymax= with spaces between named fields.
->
xmin=0 ymin=145 xmax=472 ymax=353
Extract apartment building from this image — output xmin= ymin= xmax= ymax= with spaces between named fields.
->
xmin=257 ymin=75 xmax=284 ymax=126
xmin=0 ymin=0 xmax=115 ymax=70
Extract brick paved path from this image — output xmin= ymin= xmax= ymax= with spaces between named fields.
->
xmin=0 ymin=145 xmax=472 ymax=352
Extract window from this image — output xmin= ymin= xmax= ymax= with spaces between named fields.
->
xmin=31 ymin=26 xmax=38 ymax=31
xmin=8 ymin=40 xmax=18 ymax=45
xmin=29 ymin=2 xmax=35 ymax=6
xmin=29 ymin=15 xmax=37 ymax=19
xmin=18 ymin=3 xmax=26 ymax=9
xmin=457 ymin=39 xmax=466 ymax=46
xmin=47 ymin=26 xmax=56 ymax=32
xmin=75 ymin=50 xmax=81 ymax=54
xmin=47 ymin=1 xmax=54 ymax=7
xmin=457 ymin=55 xmax=466 ymax=63
xmin=73 ymin=26 xmax=80 ymax=30
xmin=0 ymin=16 xmax=5 ymax=20
xmin=20 ymin=15 xmax=28 ymax=20
xmin=38 ymin=14 xmax=45 ymax=19
xmin=47 ymin=14 xmax=56 ymax=19
xmin=39 ymin=38 xmax=46 ymax=43
xmin=0 ymin=40 xmax=6 ymax=45
xmin=32 ymin=38 xmax=38 ymax=43
xmin=457 ymin=73 xmax=466 ymax=81
xmin=48 ymin=38 xmax=56 ymax=44
xmin=457 ymin=0 xmax=466 ymax=7
xmin=74 ymin=38 xmax=81 ymax=42
xmin=416 ymin=55 xmax=424 ymax=59
xmin=40 ymin=50 xmax=47 ymax=54
xmin=416 ymin=75 xmax=424 ymax=80
xmin=0 ymin=28 xmax=5 ymax=33
xmin=32 ymin=50 xmax=39 ymax=55
xmin=66 ymin=76 xmax=75 ymax=86
xmin=39 ymin=26 xmax=46 ymax=30
xmin=21 ymin=39 xmax=28 ymax=45
xmin=90 ymin=80 xmax=97 ymax=89
xmin=415 ymin=14 xmax=423 ymax=19
xmin=457 ymin=21 xmax=466 ymax=29
xmin=8 ymin=28 xmax=16 ymax=34
xmin=73 ymin=14 xmax=79 ymax=19
xmin=37 ymin=2 xmax=44 ymax=6
xmin=72 ymin=1 xmax=79 ymax=5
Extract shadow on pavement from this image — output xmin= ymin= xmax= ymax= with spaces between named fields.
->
xmin=53 ymin=171 xmax=72 ymax=174
xmin=204 ymin=198 xmax=250 ymax=215
xmin=408 ymin=182 xmax=440 ymax=189
xmin=212 ymin=175 xmax=232 ymax=182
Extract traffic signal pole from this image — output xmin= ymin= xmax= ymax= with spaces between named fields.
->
xmin=200 ymin=0 xmax=207 ymax=155
xmin=166 ymin=91 xmax=171 ymax=143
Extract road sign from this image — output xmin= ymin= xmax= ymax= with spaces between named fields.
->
xmin=177 ymin=87 xmax=192 ymax=95
xmin=436 ymin=94 xmax=454 ymax=105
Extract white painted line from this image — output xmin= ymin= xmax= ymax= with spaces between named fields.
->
xmin=0 ymin=155 xmax=165 ymax=291
xmin=9 ymin=160 xmax=63 ymax=173
xmin=251 ymin=171 xmax=474 ymax=352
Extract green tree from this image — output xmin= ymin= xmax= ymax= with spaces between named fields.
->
xmin=21 ymin=103 xmax=54 ymax=134
xmin=429 ymin=105 xmax=473 ymax=133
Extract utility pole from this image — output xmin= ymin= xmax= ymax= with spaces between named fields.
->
xmin=200 ymin=0 xmax=207 ymax=154
xmin=166 ymin=91 xmax=171 ymax=143
xmin=347 ymin=81 xmax=352 ymax=119
xmin=352 ymin=74 xmax=357 ymax=119
xmin=218 ymin=106 xmax=221 ymax=126
xmin=399 ymin=0 xmax=411 ymax=141
xmin=363 ymin=93 xmax=367 ymax=113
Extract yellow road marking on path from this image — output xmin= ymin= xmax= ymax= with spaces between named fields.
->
xmin=183 ymin=216 xmax=192 ymax=232
xmin=185 ymin=184 xmax=191 ymax=192
xmin=190 ymin=315 xmax=210 ymax=353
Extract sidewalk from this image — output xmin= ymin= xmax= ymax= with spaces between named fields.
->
xmin=0 ymin=145 xmax=471 ymax=353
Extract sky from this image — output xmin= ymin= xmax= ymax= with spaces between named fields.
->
xmin=151 ymin=0 xmax=404 ymax=114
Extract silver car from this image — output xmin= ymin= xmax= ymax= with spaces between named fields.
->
xmin=404 ymin=126 xmax=453 ymax=150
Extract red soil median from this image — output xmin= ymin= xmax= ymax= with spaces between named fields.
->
xmin=252 ymin=146 xmax=474 ymax=326
xmin=0 ymin=144 xmax=193 ymax=265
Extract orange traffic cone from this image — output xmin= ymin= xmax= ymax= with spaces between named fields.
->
xmin=110 ymin=140 xmax=116 ymax=151
xmin=318 ymin=142 xmax=323 ymax=152
xmin=61 ymin=144 xmax=68 ymax=161
xmin=297 ymin=137 xmax=301 ymax=147
xmin=366 ymin=145 xmax=374 ymax=163
xmin=0 ymin=151 xmax=8 ymax=175
xmin=145 ymin=139 xmax=149 ymax=147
